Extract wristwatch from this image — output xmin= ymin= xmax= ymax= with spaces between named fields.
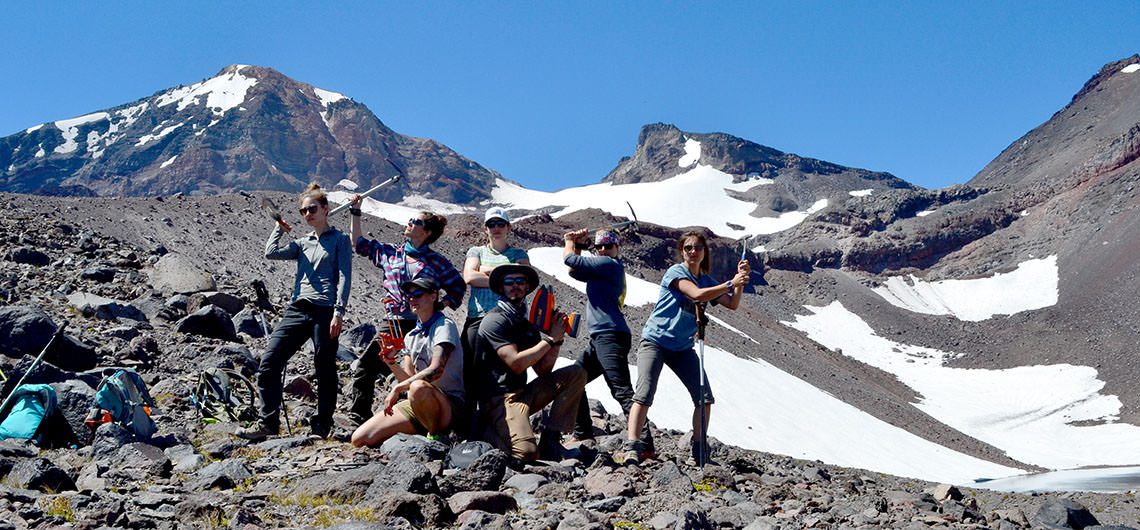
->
xmin=542 ymin=336 xmax=564 ymax=347
xmin=725 ymin=280 xmax=734 ymax=290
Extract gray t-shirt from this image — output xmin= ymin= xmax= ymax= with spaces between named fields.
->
xmin=403 ymin=314 xmax=465 ymax=401
xmin=564 ymin=253 xmax=630 ymax=335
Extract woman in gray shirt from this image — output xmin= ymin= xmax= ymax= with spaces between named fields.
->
xmin=238 ymin=183 xmax=352 ymax=441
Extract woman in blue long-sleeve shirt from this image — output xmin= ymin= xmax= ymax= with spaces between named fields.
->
xmin=238 ymin=183 xmax=352 ymax=441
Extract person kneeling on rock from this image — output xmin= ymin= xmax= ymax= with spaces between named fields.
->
xmin=351 ymin=278 xmax=465 ymax=447
xmin=472 ymin=264 xmax=586 ymax=462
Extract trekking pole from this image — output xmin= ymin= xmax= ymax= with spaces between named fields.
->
xmin=0 ymin=323 xmax=66 ymax=415
xmin=694 ymin=303 xmax=708 ymax=468
xmin=251 ymin=280 xmax=290 ymax=435
xmin=327 ymin=157 xmax=406 ymax=217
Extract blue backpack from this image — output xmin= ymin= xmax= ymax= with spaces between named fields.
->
xmin=86 ymin=369 xmax=157 ymax=438
xmin=0 ymin=384 xmax=58 ymax=444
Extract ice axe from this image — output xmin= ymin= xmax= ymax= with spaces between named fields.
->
xmin=261 ymin=197 xmax=292 ymax=233
xmin=586 ymin=201 xmax=638 ymax=235
xmin=694 ymin=302 xmax=709 ymax=468
xmin=327 ymin=157 xmax=405 ymax=217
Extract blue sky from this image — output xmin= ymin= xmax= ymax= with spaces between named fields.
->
xmin=2 ymin=1 xmax=1137 ymax=191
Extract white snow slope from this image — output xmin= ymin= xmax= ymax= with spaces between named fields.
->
xmin=490 ymin=138 xmax=827 ymax=239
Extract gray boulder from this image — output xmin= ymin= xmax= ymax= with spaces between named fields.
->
xmin=48 ymin=380 xmax=96 ymax=446
xmin=79 ymin=264 xmax=116 ymax=283
xmin=149 ymin=254 xmax=216 ymax=294
xmin=232 ymin=308 xmax=266 ymax=337
xmin=108 ymin=443 xmax=172 ymax=480
xmin=0 ymin=306 xmax=96 ymax=371
xmin=447 ymin=490 xmax=517 ymax=515
xmin=188 ymin=291 xmax=245 ymax=316
xmin=189 ymin=459 xmax=253 ymax=490
xmin=8 ymin=457 xmax=76 ymax=492
xmin=379 ymin=433 xmax=449 ymax=462
xmin=1032 ymin=498 xmax=1099 ymax=529
xmin=368 ymin=458 xmax=437 ymax=496
xmin=10 ymin=247 xmax=50 ymax=266
xmin=174 ymin=305 xmax=238 ymax=342
xmin=438 ymin=448 xmax=509 ymax=497
xmin=66 ymin=292 xmax=146 ymax=322
xmin=92 ymin=422 xmax=139 ymax=458
xmin=293 ymin=463 xmax=386 ymax=500
xmin=367 ymin=491 xmax=450 ymax=528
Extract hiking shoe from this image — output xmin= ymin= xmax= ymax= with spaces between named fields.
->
xmin=347 ymin=411 xmax=369 ymax=428
xmin=537 ymin=432 xmax=566 ymax=461
xmin=613 ymin=439 xmax=650 ymax=465
xmin=236 ymin=423 xmax=277 ymax=442
xmin=310 ymin=420 xmax=331 ymax=439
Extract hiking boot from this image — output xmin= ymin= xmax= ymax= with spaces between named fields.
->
xmin=236 ymin=422 xmax=277 ymax=442
xmin=537 ymin=432 xmax=566 ymax=461
xmin=347 ymin=411 xmax=369 ymax=428
xmin=310 ymin=420 xmax=331 ymax=439
xmin=613 ymin=439 xmax=650 ymax=465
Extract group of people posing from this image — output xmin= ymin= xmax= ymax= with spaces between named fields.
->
xmin=238 ymin=183 xmax=751 ymax=464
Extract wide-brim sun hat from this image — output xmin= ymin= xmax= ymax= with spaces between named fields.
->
xmin=489 ymin=264 xmax=539 ymax=295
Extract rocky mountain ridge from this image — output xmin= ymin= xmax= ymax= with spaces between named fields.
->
xmin=0 ymin=65 xmax=501 ymax=203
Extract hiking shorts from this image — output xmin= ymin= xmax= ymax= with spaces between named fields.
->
xmin=632 ymin=339 xmax=714 ymax=408
xmin=394 ymin=390 xmax=464 ymax=435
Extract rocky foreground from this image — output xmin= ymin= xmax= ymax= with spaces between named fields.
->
xmin=2 ymin=194 xmax=1140 ymax=530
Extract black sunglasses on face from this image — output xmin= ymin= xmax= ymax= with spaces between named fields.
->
xmin=485 ymin=220 xmax=508 ymax=229
xmin=406 ymin=289 xmax=431 ymax=299
xmin=407 ymin=218 xmax=425 ymax=227
xmin=501 ymin=277 xmax=528 ymax=287
xmin=683 ymin=244 xmax=705 ymax=252
xmin=299 ymin=205 xmax=320 ymax=215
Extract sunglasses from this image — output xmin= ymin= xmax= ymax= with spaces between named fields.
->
xmin=299 ymin=205 xmax=320 ymax=215
xmin=501 ymin=277 xmax=528 ymax=287
xmin=407 ymin=218 xmax=425 ymax=227
xmin=406 ymin=289 xmax=432 ymax=299
xmin=485 ymin=220 xmax=508 ymax=229
xmin=683 ymin=244 xmax=705 ymax=252
xmin=596 ymin=243 xmax=616 ymax=250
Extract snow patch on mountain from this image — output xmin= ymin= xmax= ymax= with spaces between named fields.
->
xmin=678 ymin=137 xmax=701 ymax=167
xmin=160 ymin=156 xmax=178 ymax=169
xmin=784 ymin=300 xmax=1140 ymax=470
xmin=849 ymin=189 xmax=873 ymax=197
xmin=313 ymin=87 xmax=345 ymax=107
xmin=872 ymin=256 xmax=1058 ymax=321
xmin=25 ymin=124 xmax=43 ymax=134
xmin=156 ymin=65 xmax=257 ymax=115
xmin=326 ymin=191 xmax=466 ymax=226
xmin=54 ymin=112 xmax=109 ymax=154
xmin=1122 ymin=63 xmax=1140 ymax=74
xmin=335 ymin=179 xmax=358 ymax=191
xmin=136 ymin=123 xmax=185 ymax=147
xmin=491 ymin=166 xmax=823 ymax=238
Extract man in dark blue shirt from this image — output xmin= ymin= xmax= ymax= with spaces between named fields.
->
xmin=562 ymin=229 xmax=648 ymax=449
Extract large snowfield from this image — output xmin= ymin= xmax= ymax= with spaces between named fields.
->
xmin=334 ymin=137 xmax=1140 ymax=491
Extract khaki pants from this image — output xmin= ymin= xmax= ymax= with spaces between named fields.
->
xmin=482 ymin=365 xmax=586 ymax=461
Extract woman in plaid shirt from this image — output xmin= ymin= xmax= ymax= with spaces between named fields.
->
xmin=347 ymin=195 xmax=465 ymax=425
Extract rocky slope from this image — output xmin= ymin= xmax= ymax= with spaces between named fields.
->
xmin=0 ymin=65 xmax=501 ymax=203
xmin=1 ymin=194 xmax=1138 ymax=530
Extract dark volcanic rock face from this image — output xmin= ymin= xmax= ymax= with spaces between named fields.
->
xmin=603 ymin=122 xmax=916 ymax=217
xmin=0 ymin=65 xmax=501 ymax=203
